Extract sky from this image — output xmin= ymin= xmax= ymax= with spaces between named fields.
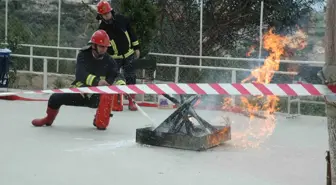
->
xmin=312 ymin=0 xmax=326 ymax=12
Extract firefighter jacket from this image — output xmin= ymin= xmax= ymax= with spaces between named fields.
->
xmin=98 ymin=14 xmax=140 ymax=59
xmin=71 ymin=45 xmax=125 ymax=88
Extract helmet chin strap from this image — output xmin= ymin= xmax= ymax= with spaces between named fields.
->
xmin=92 ymin=45 xmax=104 ymax=59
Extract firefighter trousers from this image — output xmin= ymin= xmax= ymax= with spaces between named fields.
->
xmin=48 ymin=93 xmax=100 ymax=110
xmin=115 ymin=54 xmax=136 ymax=85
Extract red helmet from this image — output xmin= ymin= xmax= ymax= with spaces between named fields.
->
xmin=89 ymin=30 xmax=110 ymax=47
xmin=97 ymin=1 xmax=112 ymax=15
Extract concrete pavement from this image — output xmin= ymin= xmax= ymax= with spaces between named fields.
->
xmin=0 ymin=98 xmax=328 ymax=185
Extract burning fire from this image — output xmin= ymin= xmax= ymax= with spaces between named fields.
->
xmin=227 ymin=27 xmax=307 ymax=148
xmin=243 ymin=27 xmax=307 ymax=84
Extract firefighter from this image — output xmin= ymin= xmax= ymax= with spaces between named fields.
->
xmin=96 ymin=1 xmax=140 ymax=111
xmin=31 ymin=29 xmax=126 ymax=129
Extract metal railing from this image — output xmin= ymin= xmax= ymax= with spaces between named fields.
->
xmin=7 ymin=43 xmax=327 ymax=116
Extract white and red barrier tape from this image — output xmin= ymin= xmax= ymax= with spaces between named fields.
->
xmin=1 ymin=83 xmax=336 ymax=97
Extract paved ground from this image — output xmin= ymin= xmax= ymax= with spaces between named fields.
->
xmin=0 ymin=96 xmax=328 ymax=185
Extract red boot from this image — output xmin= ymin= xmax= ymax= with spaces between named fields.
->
xmin=111 ymin=94 xmax=123 ymax=111
xmin=128 ymin=94 xmax=138 ymax=111
xmin=32 ymin=107 xmax=59 ymax=127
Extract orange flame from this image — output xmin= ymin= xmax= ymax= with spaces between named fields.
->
xmin=243 ymin=27 xmax=307 ymax=84
xmin=228 ymin=27 xmax=307 ymax=148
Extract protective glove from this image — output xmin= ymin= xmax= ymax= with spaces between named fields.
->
xmin=115 ymin=80 xmax=126 ymax=85
xmin=98 ymin=80 xmax=110 ymax=86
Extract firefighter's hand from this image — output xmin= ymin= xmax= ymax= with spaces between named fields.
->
xmin=135 ymin=49 xmax=140 ymax=59
xmin=115 ymin=80 xmax=126 ymax=85
xmin=98 ymin=80 xmax=110 ymax=86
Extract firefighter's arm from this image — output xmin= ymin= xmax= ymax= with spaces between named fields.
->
xmin=75 ymin=52 xmax=100 ymax=86
xmin=106 ymin=56 xmax=126 ymax=85
xmin=125 ymin=17 xmax=140 ymax=50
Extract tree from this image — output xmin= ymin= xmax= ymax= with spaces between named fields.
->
xmin=0 ymin=16 xmax=32 ymax=71
xmin=153 ymin=0 xmax=323 ymax=56
xmin=148 ymin=0 xmax=324 ymax=83
xmin=119 ymin=0 xmax=159 ymax=58
xmin=0 ymin=0 xmax=324 ymax=84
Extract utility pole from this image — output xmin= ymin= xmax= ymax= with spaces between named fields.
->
xmin=317 ymin=0 xmax=336 ymax=184
xmin=258 ymin=0 xmax=264 ymax=60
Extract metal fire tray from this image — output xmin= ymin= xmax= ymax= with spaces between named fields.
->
xmin=136 ymin=95 xmax=231 ymax=151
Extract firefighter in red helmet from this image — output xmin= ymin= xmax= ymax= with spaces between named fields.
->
xmin=31 ymin=30 xmax=126 ymax=130
xmin=96 ymin=0 xmax=140 ymax=111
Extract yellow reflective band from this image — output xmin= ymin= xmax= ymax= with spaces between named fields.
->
xmin=71 ymin=82 xmax=84 ymax=88
xmin=86 ymin=74 xmax=96 ymax=86
xmin=114 ymin=80 xmax=126 ymax=85
xmin=110 ymin=40 xmax=118 ymax=56
xmin=132 ymin=41 xmax=139 ymax=46
xmin=125 ymin=31 xmax=131 ymax=48
xmin=111 ymin=49 xmax=134 ymax=59
xmin=76 ymin=82 xmax=83 ymax=87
